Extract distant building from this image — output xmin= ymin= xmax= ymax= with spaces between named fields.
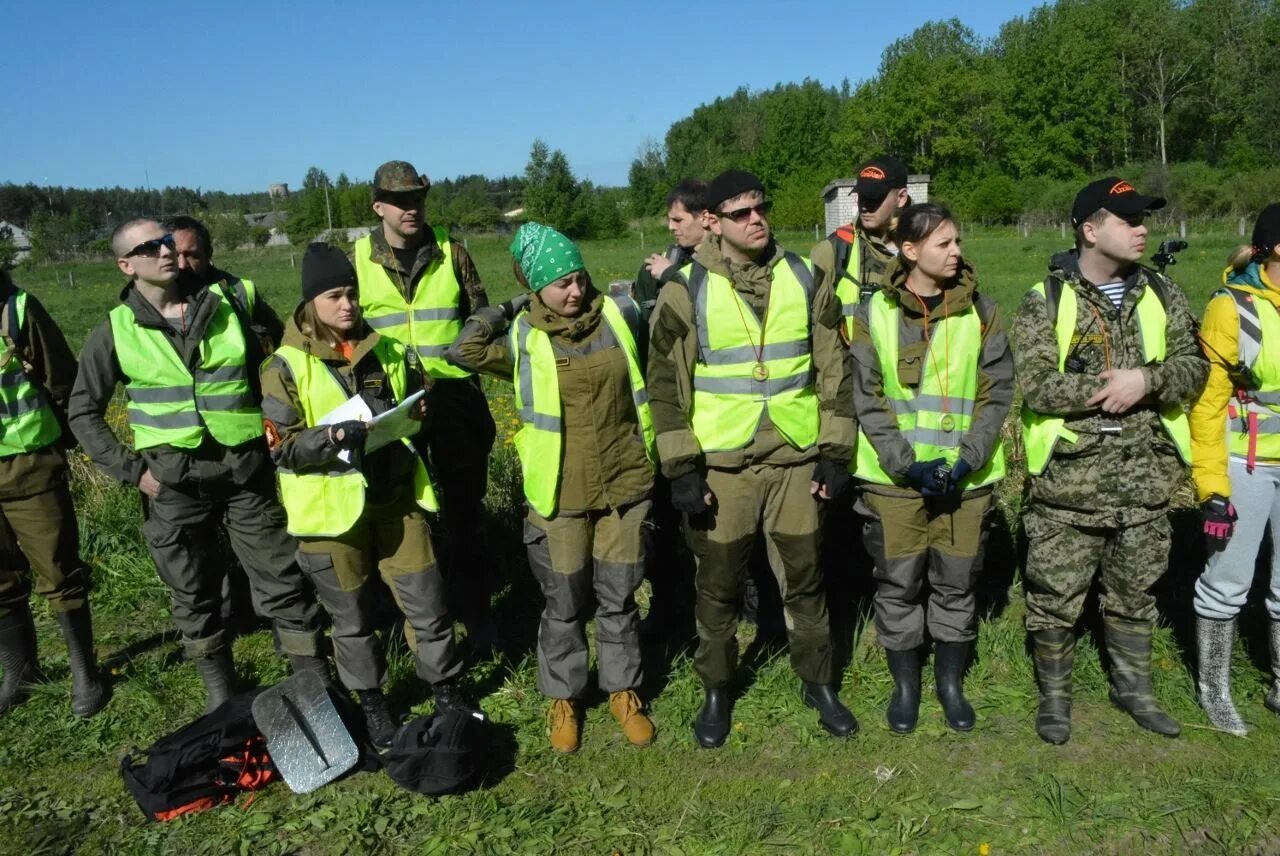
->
xmin=0 ymin=220 xmax=32 ymax=262
xmin=269 ymin=183 xmax=289 ymax=200
xmin=821 ymin=175 xmax=931 ymax=235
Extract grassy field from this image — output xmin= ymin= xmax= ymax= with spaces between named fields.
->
xmin=3 ymin=223 xmax=1279 ymax=855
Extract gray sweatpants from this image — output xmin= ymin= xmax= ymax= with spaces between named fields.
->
xmin=1195 ymin=458 xmax=1280 ymax=620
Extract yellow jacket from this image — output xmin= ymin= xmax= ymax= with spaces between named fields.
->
xmin=1190 ymin=264 xmax=1280 ymax=501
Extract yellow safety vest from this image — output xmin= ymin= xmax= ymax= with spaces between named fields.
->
xmin=682 ymin=253 xmax=821 ymax=452
xmin=110 ymin=282 xmax=262 ymax=450
xmin=0 ymin=291 xmax=62 ymax=456
xmin=510 ymin=295 xmax=655 ymax=518
xmin=1021 ymin=277 xmax=1192 ymax=475
xmin=1220 ymin=286 xmax=1280 ymax=461
xmin=353 ymin=228 xmax=470 ymax=380
xmin=273 ymin=339 xmax=438 ymax=537
xmin=830 ymin=227 xmax=861 ymax=341
xmin=852 ymin=290 xmax=1007 ymax=488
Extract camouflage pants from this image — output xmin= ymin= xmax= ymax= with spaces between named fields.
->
xmin=686 ymin=463 xmax=833 ymax=688
xmin=1023 ymin=504 xmax=1171 ymax=633
xmin=0 ymin=481 xmax=91 ymax=618
xmin=524 ymin=500 xmax=649 ymax=699
xmin=297 ymin=487 xmax=463 ymax=691
xmin=858 ymin=490 xmax=993 ymax=650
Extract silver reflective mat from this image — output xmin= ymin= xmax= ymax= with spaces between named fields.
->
xmin=252 ymin=671 xmax=359 ymax=794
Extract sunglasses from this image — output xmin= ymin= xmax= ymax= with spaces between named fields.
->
xmin=717 ymin=200 xmax=772 ymax=224
xmin=123 ymin=233 xmax=175 ymax=258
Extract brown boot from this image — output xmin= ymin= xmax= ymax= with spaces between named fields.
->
xmin=609 ymin=690 xmax=655 ymax=747
xmin=548 ymin=699 xmax=580 ymax=754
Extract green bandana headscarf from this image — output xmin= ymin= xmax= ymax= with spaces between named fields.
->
xmin=509 ymin=222 xmax=585 ymax=292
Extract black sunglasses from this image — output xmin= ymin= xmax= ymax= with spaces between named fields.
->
xmin=124 ymin=233 xmax=175 ymax=258
xmin=717 ymin=200 xmax=772 ymax=224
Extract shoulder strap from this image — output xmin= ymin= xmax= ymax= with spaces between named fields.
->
xmin=686 ymin=262 xmax=709 ymax=307
xmin=832 ymin=235 xmax=851 ymax=281
xmin=782 ymin=252 xmax=816 ymax=305
xmin=1042 ymin=275 xmax=1064 ymax=329
xmin=1141 ymin=268 xmax=1170 ymax=310
xmin=607 ymin=293 xmax=641 ymax=342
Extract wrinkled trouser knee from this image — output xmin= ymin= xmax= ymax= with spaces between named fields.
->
xmin=859 ymin=491 xmax=992 ymax=650
xmin=0 ymin=480 xmax=92 ymax=620
xmin=1023 ymin=504 xmax=1170 ymax=633
xmin=525 ymin=501 xmax=648 ymax=699
xmin=687 ymin=464 xmax=833 ymax=687
xmin=1195 ymin=460 xmax=1280 ymax=621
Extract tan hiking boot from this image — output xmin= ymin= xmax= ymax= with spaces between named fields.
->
xmin=609 ymin=690 xmax=655 ymax=747
xmin=548 ymin=699 xmax=580 ymax=753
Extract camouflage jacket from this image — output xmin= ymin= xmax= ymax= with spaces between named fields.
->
xmin=361 ymin=225 xmax=489 ymax=318
xmin=1013 ymin=250 xmax=1208 ymax=525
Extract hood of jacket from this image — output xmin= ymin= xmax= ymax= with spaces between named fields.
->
xmin=527 ymin=287 xmax=605 ymax=342
xmin=879 ymin=254 xmax=978 ymax=317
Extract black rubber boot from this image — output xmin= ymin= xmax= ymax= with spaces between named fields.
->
xmin=433 ymin=680 xmax=478 ymax=714
xmin=1031 ymin=628 xmax=1075 ymax=745
xmin=693 ymin=687 xmax=732 ymax=749
xmin=802 ymin=682 xmax=858 ymax=737
xmin=0 ymin=606 xmax=40 ymax=715
xmin=55 ymin=607 xmax=108 ymax=718
xmin=1266 ymin=620 xmax=1280 ymax=716
xmin=358 ymin=689 xmax=399 ymax=750
xmin=194 ymin=649 xmax=237 ymax=715
xmin=934 ymin=641 xmax=975 ymax=732
xmin=885 ymin=648 xmax=921 ymax=734
xmin=1104 ymin=617 xmax=1180 ymax=737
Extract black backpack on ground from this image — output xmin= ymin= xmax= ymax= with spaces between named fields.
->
xmin=383 ymin=709 xmax=489 ymax=796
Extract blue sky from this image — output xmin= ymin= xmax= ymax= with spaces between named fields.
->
xmin=1 ymin=0 xmax=1042 ymax=193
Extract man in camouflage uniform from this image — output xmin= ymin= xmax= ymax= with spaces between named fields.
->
xmin=355 ymin=161 xmax=498 ymax=652
xmin=1014 ymin=178 xmax=1207 ymax=744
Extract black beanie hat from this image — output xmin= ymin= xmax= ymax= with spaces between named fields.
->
xmin=706 ymin=170 xmax=765 ymax=211
xmin=302 ymin=242 xmax=355 ymax=302
xmin=1252 ymin=203 xmax=1280 ymax=260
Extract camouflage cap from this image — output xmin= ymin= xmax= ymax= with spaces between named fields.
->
xmin=372 ymin=161 xmax=430 ymax=195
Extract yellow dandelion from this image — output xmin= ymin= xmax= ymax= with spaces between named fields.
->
xmin=733 ymin=721 xmax=745 ymax=732
xmin=979 ymin=844 xmax=990 ymax=856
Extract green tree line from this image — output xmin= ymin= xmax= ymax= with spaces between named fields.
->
xmin=629 ymin=0 xmax=1280 ymax=227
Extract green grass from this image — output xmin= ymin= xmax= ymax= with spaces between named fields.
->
xmin=3 ymin=223 xmax=1279 ymax=854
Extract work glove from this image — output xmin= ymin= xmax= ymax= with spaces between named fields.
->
xmin=944 ymin=458 xmax=972 ymax=495
xmin=499 ymin=293 xmax=532 ymax=320
xmin=1202 ymin=494 xmax=1237 ymax=550
xmin=670 ymin=471 xmax=712 ymax=515
xmin=905 ymin=458 xmax=949 ymax=496
xmin=811 ymin=458 xmax=851 ymax=501
xmin=330 ymin=420 xmax=368 ymax=452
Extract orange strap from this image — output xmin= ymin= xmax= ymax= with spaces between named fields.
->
xmin=835 ymin=225 xmax=856 ymax=243
xmin=1248 ymin=410 xmax=1259 ymax=473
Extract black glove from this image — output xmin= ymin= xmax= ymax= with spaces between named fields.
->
xmin=905 ymin=458 xmax=948 ymax=496
xmin=945 ymin=458 xmax=972 ymax=495
xmin=1202 ymin=494 xmax=1237 ymax=549
xmin=670 ymin=471 xmax=712 ymax=515
xmin=330 ymin=420 xmax=368 ymax=452
xmin=499 ymin=293 xmax=532 ymax=320
xmin=812 ymin=458 xmax=851 ymax=501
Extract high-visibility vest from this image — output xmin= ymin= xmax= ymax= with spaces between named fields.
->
xmin=273 ymin=339 xmax=437 ymax=537
xmin=1220 ymin=286 xmax=1280 ymax=465
xmin=852 ymin=290 xmax=1007 ymax=488
xmin=1021 ymin=276 xmax=1192 ymax=475
xmin=0 ymin=290 xmax=62 ymax=456
xmin=510 ymin=295 xmax=654 ymax=518
xmin=109 ymin=283 xmax=263 ymax=450
xmin=353 ymin=228 xmax=470 ymax=380
xmin=831 ymin=226 xmax=861 ymax=341
xmin=681 ymin=253 xmax=820 ymax=452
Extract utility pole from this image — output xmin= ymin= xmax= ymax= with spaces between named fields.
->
xmin=323 ymin=179 xmax=333 ymax=232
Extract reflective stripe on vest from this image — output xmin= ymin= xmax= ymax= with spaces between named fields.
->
xmin=273 ymin=341 xmax=437 ymax=537
xmin=510 ymin=295 xmax=655 ymax=519
xmin=109 ymin=283 xmax=263 ymax=450
xmin=852 ymin=291 xmax=1006 ymax=488
xmin=1020 ymin=278 xmax=1192 ymax=474
xmin=353 ymin=228 xmax=471 ymax=380
xmin=0 ymin=291 xmax=61 ymax=456
xmin=1223 ymin=287 xmax=1280 ymax=461
xmin=683 ymin=253 xmax=820 ymax=452
xmin=832 ymin=228 xmax=861 ymax=341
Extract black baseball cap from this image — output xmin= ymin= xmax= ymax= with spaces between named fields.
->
xmin=1071 ymin=177 xmax=1166 ymax=227
xmin=854 ymin=157 xmax=908 ymax=201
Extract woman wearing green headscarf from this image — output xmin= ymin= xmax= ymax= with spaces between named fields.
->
xmin=447 ymin=223 xmax=657 ymax=753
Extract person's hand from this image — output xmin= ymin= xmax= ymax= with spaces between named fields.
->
xmin=645 ymin=254 xmax=674 ymax=279
xmin=409 ymin=397 xmax=428 ymax=421
xmin=905 ymin=458 xmax=948 ymax=495
xmin=945 ymin=458 xmax=972 ymax=495
xmin=499 ymin=293 xmax=532 ymax=320
xmin=329 ymin=420 xmax=368 ymax=451
xmin=1086 ymin=368 xmax=1147 ymax=414
xmin=810 ymin=458 xmax=851 ymax=501
xmin=1202 ymin=494 xmax=1237 ymax=550
xmin=670 ymin=471 xmax=714 ymax=515
xmin=137 ymin=468 xmax=162 ymax=498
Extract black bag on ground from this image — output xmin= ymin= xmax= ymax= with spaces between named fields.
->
xmin=120 ymin=690 xmax=278 ymax=821
xmin=383 ymin=709 xmax=489 ymax=795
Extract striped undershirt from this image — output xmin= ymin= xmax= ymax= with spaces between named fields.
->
xmin=1096 ymin=280 xmax=1127 ymax=309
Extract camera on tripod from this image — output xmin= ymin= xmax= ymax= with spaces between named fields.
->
xmin=1152 ymin=239 xmax=1188 ymax=273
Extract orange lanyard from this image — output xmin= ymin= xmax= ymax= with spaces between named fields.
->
xmin=912 ymin=289 xmax=953 ymax=429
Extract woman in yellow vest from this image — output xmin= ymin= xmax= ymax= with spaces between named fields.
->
xmin=259 ymin=243 xmax=472 ymax=750
xmin=447 ymin=222 xmax=656 ymax=754
xmin=1190 ymin=203 xmax=1280 ymax=736
xmin=849 ymin=203 xmax=1013 ymax=733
